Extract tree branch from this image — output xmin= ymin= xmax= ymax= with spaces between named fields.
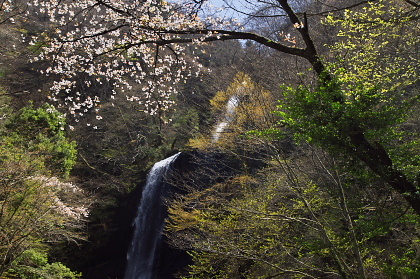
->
xmin=404 ymin=0 xmax=420 ymax=8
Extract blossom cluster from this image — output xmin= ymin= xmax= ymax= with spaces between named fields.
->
xmin=29 ymin=176 xmax=89 ymax=220
xmin=0 ymin=0 xmax=13 ymax=13
xmin=25 ymin=0 xmax=236 ymax=124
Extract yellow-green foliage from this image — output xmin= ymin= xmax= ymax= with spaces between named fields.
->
xmin=188 ymin=72 xmax=277 ymax=149
xmin=211 ymin=72 xmax=276 ymax=131
xmin=324 ymin=0 xmax=419 ymax=93
xmin=167 ymin=160 xmax=420 ymax=278
xmin=187 ymin=134 xmax=212 ymax=150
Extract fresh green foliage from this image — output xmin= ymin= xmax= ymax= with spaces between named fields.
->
xmin=324 ymin=0 xmax=419 ymax=93
xmin=0 ymin=141 xmax=87 ymax=276
xmin=7 ymin=249 xmax=82 ymax=279
xmin=0 ymin=104 xmax=86 ymax=277
xmin=383 ymin=249 xmax=420 ymax=278
xmin=168 ymin=155 xmax=420 ymax=278
xmin=5 ymin=102 xmax=77 ymax=177
xmin=275 ymin=0 xmax=420 ymax=202
xmin=276 ymin=75 xmax=412 ymax=153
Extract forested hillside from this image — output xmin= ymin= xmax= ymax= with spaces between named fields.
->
xmin=0 ymin=0 xmax=419 ymax=278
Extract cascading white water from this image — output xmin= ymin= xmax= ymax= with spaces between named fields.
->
xmin=125 ymin=152 xmax=181 ymax=279
xmin=212 ymin=95 xmax=240 ymax=143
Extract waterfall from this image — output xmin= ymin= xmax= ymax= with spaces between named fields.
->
xmin=212 ymin=95 xmax=239 ymax=143
xmin=125 ymin=152 xmax=181 ymax=279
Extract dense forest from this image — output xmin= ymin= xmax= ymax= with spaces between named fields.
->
xmin=0 ymin=0 xmax=419 ymax=278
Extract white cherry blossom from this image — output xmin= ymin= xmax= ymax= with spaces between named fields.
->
xmin=24 ymin=0 xmax=234 ymax=120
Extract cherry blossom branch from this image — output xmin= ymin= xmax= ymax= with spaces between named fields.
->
xmin=27 ymin=0 xmax=330 ymax=121
xmin=111 ymin=29 xmax=307 ymax=57
xmin=58 ymin=23 xmax=130 ymax=43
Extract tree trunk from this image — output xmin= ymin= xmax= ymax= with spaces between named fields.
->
xmin=349 ymin=132 xmax=420 ymax=215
